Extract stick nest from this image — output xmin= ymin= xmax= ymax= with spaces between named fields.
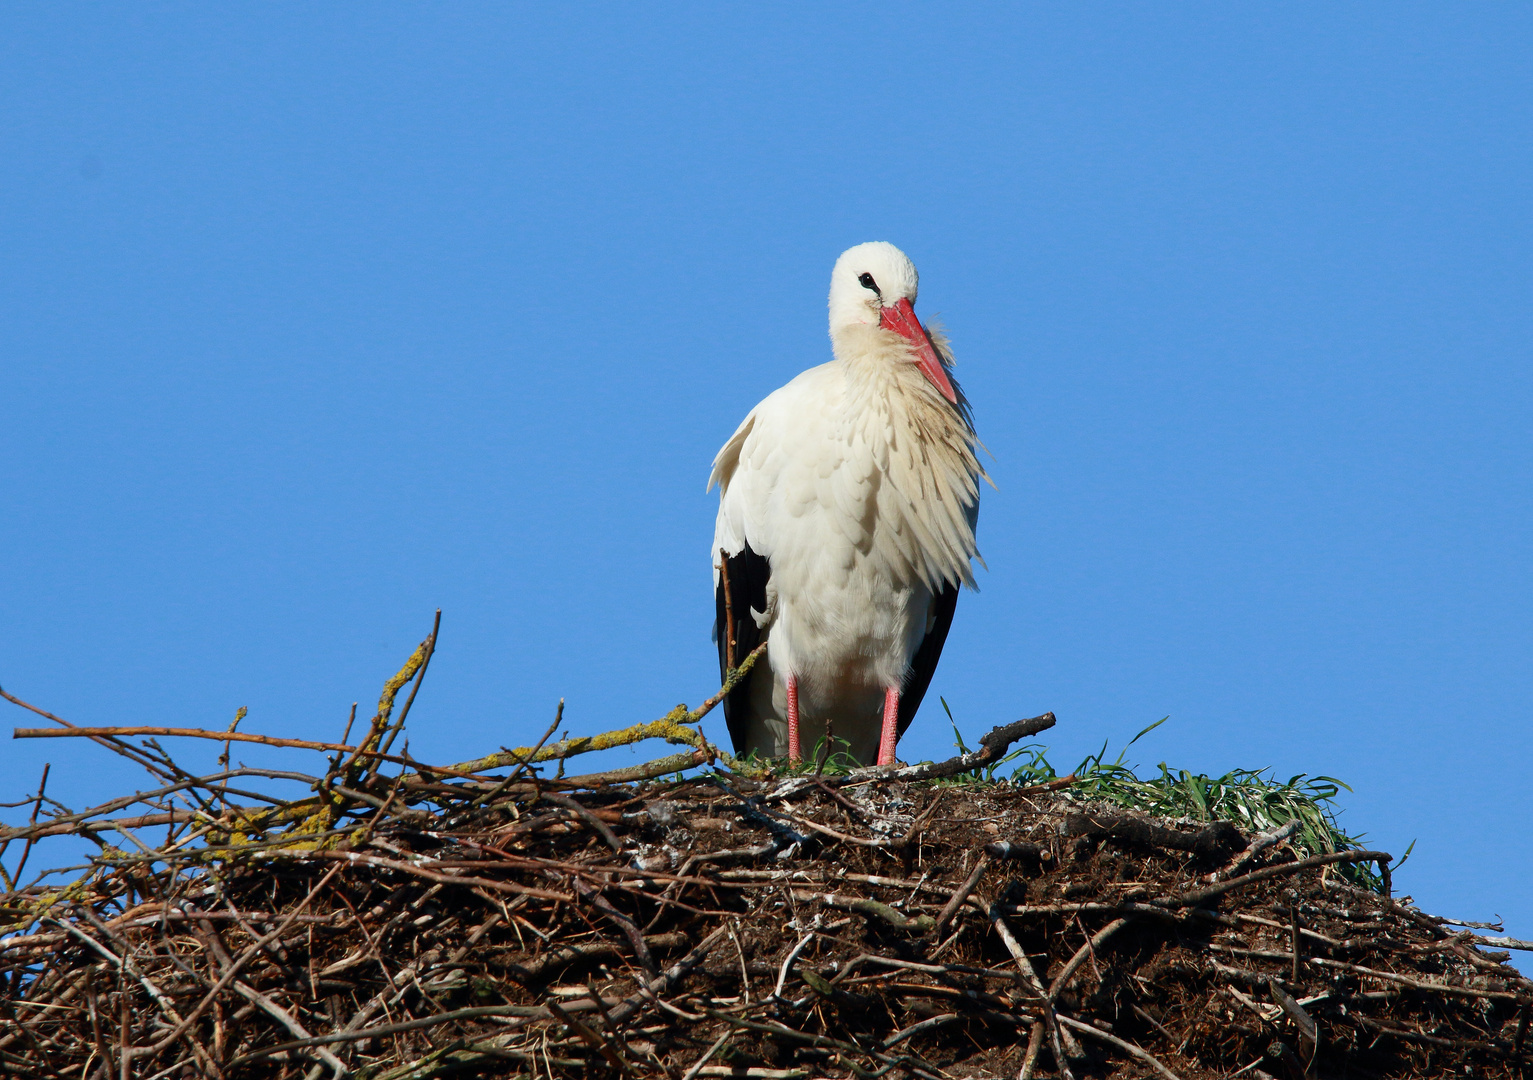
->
xmin=3 ymin=634 xmax=1530 ymax=1079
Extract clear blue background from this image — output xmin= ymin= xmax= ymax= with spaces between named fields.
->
xmin=3 ymin=7 xmax=1529 ymax=960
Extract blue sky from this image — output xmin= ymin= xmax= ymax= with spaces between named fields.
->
xmin=3 ymin=7 xmax=1529 ymax=955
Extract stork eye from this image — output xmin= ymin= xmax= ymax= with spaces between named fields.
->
xmin=857 ymin=272 xmax=882 ymax=297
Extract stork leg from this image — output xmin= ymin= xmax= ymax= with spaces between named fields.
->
xmin=877 ymin=686 xmax=900 ymax=766
xmin=786 ymin=674 xmax=802 ymax=765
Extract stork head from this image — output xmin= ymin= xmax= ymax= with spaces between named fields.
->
xmin=828 ymin=241 xmax=957 ymax=404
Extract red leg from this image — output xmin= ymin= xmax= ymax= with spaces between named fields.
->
xmin=786 ymin=675 xmax=801 ymax=765
xmin=878 ymin=686 xmax=900 ymax=766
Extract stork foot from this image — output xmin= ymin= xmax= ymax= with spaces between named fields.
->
xmin=877 ymin=686 xmax=900 ymax=766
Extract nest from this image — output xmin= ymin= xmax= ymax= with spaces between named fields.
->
xmin=3 ymin=630 xmax=1531 ymax=1079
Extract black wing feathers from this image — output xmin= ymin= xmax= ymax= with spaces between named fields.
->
xmin=897 ymin=583 xmax=959 ymax=739
xmin=715 ymin=541 xmax=770 ymax=754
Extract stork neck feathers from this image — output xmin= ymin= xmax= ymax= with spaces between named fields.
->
xmin=835 ymin=320 xmax=984 ymax=593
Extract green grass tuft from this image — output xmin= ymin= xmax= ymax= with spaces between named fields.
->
xmin=941 ymin=705 xmax=1388 ymax=890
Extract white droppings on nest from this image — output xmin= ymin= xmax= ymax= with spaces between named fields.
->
xmin=630 ymin=848 xmax=668 ymax=874
xmin=849 ymin=785 xmax=913 ymax=837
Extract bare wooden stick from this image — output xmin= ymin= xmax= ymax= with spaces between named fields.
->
xmin=880 ymin=1012 xmax=960 ymax=1049
xmin=542 ymin=792 xmax=624 ymax=852
xmin=837 ymin=713 xmax=1057 ymax=785
xmin=1048 ymin=917 xmax=1131 ymax=1002
xmin=218 ymin=706 xmax=247 ymax=773
xmin=933 ymin=852 xmax=989 ymax=938
xmin=1302 ymin=956 xmax=1525 ymax=1002
xmin=603 ymin=923 xmax=733 ymax=1028
xmin=0 ymin=685 xmax=174 ymax=781
xmin=1208 ymin=818 xmax=1300 ymax=882
xmin=718 ymin=549 xmax=736 ymax=671
xmin=3 ymin=762 xmax=51 ymax=889
xmin=547 ymin=998 xmax=637 ymax=1077
xmin=1475 ymin=934 xmax=1533 ymax=953
xmin=681 ymin=1029 xmax=732 ymax=1080
xmin=487 ymin=700 xmax=564 ymax=797
xmin=796 ymin=892 xmax=935 ymax=933
xmin=1058 ymin=1014 xmax=1185 ymax=1080
xmin=14 ymin=727 xmax=368 ymax=753
xmin=987 ymin=900 xmax=1074 ymax=1080
xmin=1165 ymin=850 xmax=1393 ymax=908
xmin=1289 ymin=895 xmax=1303 ymax=986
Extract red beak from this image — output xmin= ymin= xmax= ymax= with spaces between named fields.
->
xmin=879 ymin=297 xmax=958 ymax=404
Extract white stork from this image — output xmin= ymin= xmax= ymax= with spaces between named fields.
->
xmin=709 ymin=242 xmax=984 ymax=767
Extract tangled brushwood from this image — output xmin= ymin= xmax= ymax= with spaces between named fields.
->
xmin=2 ymin=625 xmax=1531 ymax=1079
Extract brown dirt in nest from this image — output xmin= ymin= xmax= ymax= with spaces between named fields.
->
xmin=4 ymin=769 xmax=1529 ymax=1080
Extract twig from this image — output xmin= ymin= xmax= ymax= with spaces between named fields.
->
xmin=543 ymin=792 xmax=624 ymax=852
xmin=509 ymin=932 xmax=687 ymax=982
xmin=837 ymin=713 xmax=1057 ymax=785
xmin=15 ymin=726 xmax=373 ymax=754
xmin=376 ymin=609 xmax=440 ymax=761
xmin=798 ymin=892 xmax=935 ymax=933
xmin=218 ymin=707 xmax=247 ymax=773
xmin=718 ymin=549 xmax=736 ymax=672
xmin=1208 ymin=819 xmax=1300 ymax=882
xmin=603 ymin=923 xmax=732 ymax=1027
xmin=986 ymin=900 xmax=1073 ymax=1080
xmin=1057 ymin=1014 xmax=1185 ymax=1080
xmin=880 ymin=1012 xmax=960 ymax=1049
xmin=367 ymin=611 xmax=442 ymax=781
xmin=1048 ymin=917 xmax=1130 ymax=1001
xmin=727 ymin=921 xmax=751 ymax=1003
xmin=470 ymin=702 xmax=563 ymax=808
xmin=691 ymin=642 xmax=768 ymax=726
xmin=292 ymin=850 xmax=572 ymax=901
xmin=1164 ymin=850 xmax=1393 ymax=908
xmin=573 ymin=877 xmax=657 ymax=975
xmin=702 ymin=1011 xmax=946 ymax=1080
xmin=228 ymin=976 xmax=349 ymax=1077
xmin=681 ymin=1029 xmax=732 ymax=1080
xmin=355 ymin=770 xmax=407 ymax=847
xmin=228 ymin=1003 xmax=556 ymax=1063
xmin=547 ymin=998 xmax=636 ymax=1078
xmin=781 ymin=812 xmax=900 ymax=849
xmin=0 ymin=684 xmax=173 ymax=781
xmin=772 ymin=921 xmax=820 ymax=999
xmin=933 ymin=852 xmax=988 ymax=938
xmin=1269 ymin=980 xmax=1317 ymax=1058
xmin=1288 ymin=895 xmax=1302 ymax=986
xmin=1302 ymin=956 xmax=1525 ymax=1002
xmin=4 ymin=763 xmax=51 ymax=888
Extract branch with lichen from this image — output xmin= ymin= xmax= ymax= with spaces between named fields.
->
xmin=441 ymin=641 xmax=767 ymax=778
xmin=0 ymin=626 xmax=768 ymax=941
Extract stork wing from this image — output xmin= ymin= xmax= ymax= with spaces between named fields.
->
xmin=896 ymin=583 xmax=959 ymax=739
xmin=715 ymin=540 xmax=770 ymax=754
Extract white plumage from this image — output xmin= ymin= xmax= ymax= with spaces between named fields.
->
xmin=709 ymin=242 xmax=984 ymax=766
